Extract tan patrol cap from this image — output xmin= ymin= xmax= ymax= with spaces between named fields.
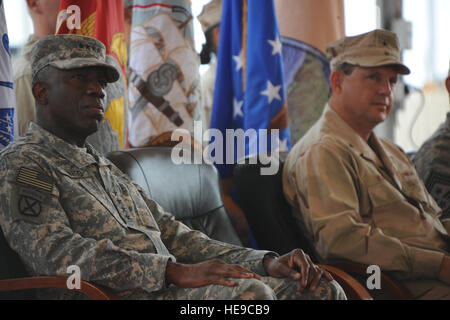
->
xmin=31 ymin=34 xmax=120 ymax=83
xmin=198 ymin=0 xmax=222 ymax=33
xmin=326 ymin=29 xmax=410 ymax=75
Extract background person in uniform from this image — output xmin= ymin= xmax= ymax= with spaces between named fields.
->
xmin=0 ymin=34 xmax=345 ymax=300
xmin=13 ymin=0 xmax=61 ymax=136
xmin=282 ymin=29 xmax=450 ymax=300
xmin=198 ymin=0 xmax=222 ymax=130
xmin=413 ymin=64 xmax=450 ymax=221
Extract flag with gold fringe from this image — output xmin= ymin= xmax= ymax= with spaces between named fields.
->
xmin=56 ymin=0 xmax=128 ymax=153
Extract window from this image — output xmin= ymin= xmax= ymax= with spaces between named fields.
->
xmin=395 ymin=0 xmax=449 ymax=151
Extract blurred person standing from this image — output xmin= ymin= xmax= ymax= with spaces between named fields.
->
xmin=198 ymin=0 xmax=221 ymax=130
xmin=13 ymin=0 xmax=61 ymax=136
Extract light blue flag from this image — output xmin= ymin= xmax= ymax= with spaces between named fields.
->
xmin=0 ymin=0 xmax=15 ymax=149
xmin=210 ymin=0 xmax=291 ymax=178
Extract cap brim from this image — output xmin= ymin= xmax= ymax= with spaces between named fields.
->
xmin=50 ymin=58 xmax=120 ymax=83
xmin=364 ymin=61 xmax=411 ymax=75
xmin=347 ymin=56 xmax=411 ymax=75
xmin=387 ymin=64 xmax=411 ymax=75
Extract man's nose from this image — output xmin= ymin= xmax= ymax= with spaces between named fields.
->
xmin=86 ymin=80 xmax=106 ymax=99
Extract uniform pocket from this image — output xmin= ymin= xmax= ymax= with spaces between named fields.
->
xmin=367 ymin=181 xmax=404 ymax=209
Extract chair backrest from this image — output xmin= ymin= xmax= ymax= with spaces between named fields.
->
xmin=0 ymin=227 xmax=35 ymax=299
xmin=233 ymin=154 xmax=319 ymax=260
xmin=106 ymin=147 xmax=243 ymax=246
xmin=0 ymin=229 xmax=28 ymax=280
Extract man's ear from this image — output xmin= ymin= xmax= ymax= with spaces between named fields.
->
xmin=124 ymin=6 xmax=132 ymax=22
xmin=330 ymin=69 xmax=344 ymax=94
xmin=32 ymin=82 xmax=48 ymax=105
xmin=445 ymin=76 xmax=450 ymax=95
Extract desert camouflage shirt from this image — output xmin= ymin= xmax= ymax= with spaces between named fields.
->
xmin=283 ymin=105 xmax=449 ymax=281
xmin=0 ymin=123 xmax=271 ymax=299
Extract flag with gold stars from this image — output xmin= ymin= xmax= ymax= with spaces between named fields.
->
xmin=210 ymin=0 xmax=291 ymax=179
xmin=0 ymin=1 xmax=16 ymax=149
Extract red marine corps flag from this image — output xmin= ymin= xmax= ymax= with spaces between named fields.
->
xmin=56 ymin=0 xmax=128 ymax=153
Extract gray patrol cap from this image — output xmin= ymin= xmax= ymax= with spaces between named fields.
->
xmin=326 ymin=29 xmax=411 ymax=75
xmin=31 ymin=34 xmax=120 ymax=83
xmin=198 ymin=0 xmax=222 ymax=33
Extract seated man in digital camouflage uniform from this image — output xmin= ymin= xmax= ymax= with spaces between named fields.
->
xmin=0 ymin=34 xmax=345 ymax=300
xmin=283 ymin=29 xmax=450 ymax=300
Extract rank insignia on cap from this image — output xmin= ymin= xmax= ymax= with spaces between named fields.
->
xmin=16 ymin=167 xmax=54 ymax=193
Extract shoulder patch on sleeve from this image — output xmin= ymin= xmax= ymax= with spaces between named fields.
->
xmin=16 ymin=167 xmax=54 ymax=193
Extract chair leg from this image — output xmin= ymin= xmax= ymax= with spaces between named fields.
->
xmin=0 ymin=276 xmax=120 ymax=300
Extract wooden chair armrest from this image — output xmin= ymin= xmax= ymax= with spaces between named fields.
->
xmin=328 ymin=262 xmax=413 ymax=300
xmin=0 ymin=276 xmax=120 ymax=300
xmin=319 ymin=264 xmax=372 ymax=300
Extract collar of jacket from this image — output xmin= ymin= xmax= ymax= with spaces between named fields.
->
xmin=23 ymin=35 xmax=39 ymax=61
xmin=321 ymin=104 xmax=402 ymax=188
xmin=26 ymin=122 xmax=112 ymax=169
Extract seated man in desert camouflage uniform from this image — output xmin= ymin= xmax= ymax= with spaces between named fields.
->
xmin=283 ymin=29 xmax=450 ymax=300
xmin=0 ymin=34 xmax=345 ymax=300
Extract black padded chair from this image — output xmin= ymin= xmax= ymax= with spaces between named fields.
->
xmin=233 ymin=155 xmax=413 ymax=300
xmin=106 ymin=146 xmax=242 ymax=246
